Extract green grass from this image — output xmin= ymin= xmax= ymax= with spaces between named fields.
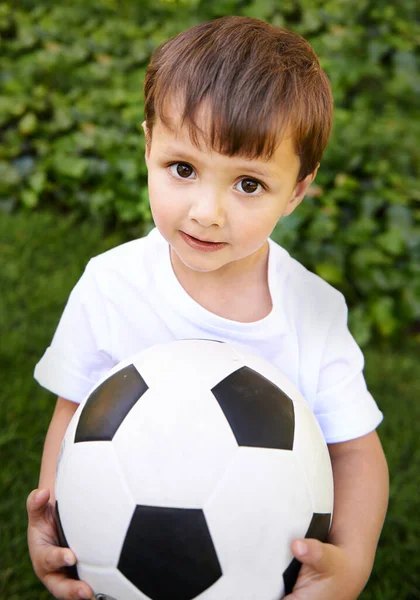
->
xmin=0 ymin=211 xmax=419 ymax=599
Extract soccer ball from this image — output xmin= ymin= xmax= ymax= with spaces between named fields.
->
xmin=55 ymin=339 xmax=333 ymax=600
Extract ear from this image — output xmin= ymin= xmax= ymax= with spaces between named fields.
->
xmin=282 ymin=163 xmax=320 ymax=217
xmin=142 ymin=120 xmax=151 ymax=163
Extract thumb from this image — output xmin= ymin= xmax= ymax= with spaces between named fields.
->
xmin=26 ymin=488 xmax=51 ymax=523
xmin=291 ymin=538 xmax=335 ymax=574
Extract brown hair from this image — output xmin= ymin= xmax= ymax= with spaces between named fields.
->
xmin=143 ymin=16 xmax=333 ymax=183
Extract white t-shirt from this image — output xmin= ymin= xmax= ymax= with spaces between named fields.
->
xmin=34 ymin=227 xmax=383 ymax=444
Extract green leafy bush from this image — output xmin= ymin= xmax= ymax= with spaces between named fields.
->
xmin=1 ymin=0 xmax=419 ymax=345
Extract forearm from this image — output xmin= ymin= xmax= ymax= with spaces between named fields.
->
xmin=38 ymin=396 xmax=79 ymax=503
xmin=327 ymin=431 xmax=389 ymax=588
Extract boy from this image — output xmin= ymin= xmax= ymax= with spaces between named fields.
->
xmin=27 ymin=15 xmax=388 ymax=600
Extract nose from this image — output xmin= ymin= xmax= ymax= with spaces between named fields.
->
xmin=188 ymin=190 xmax=226 ymax=228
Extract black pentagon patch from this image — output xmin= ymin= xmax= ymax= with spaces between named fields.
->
xmin=55 ymin=502 xmax=79 ymax=581
xmin=283 ymin=512 xmax=332 ymax=594
xmin=211 ymin=366 xmax=295 ymax=450
xmin=75 ymin=364 xmax=148 ymax=443
xmin=282 ymin=557 xmax=300 ymax=597
xmin=118 ymin=505 xmax=222 ymax=600
xmin=306 ymin=512 xmax=332 ymax=542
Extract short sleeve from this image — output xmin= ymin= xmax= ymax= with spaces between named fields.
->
xmin=34 ymin=261 xmax=115 ymax=403
xmin=314 ymin=296 xmax=383 ymax=443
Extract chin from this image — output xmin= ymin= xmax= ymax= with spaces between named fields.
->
xmin=178 ymin=256 xmax=221 ymax=273
xmin=172 ymin=247 xmax=225 ymax=273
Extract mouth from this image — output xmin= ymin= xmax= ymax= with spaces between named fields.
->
xmin=180 ymin=231 xmax=227 ymax=252
xmin=186 ymin=233 xmax=221 ymax=244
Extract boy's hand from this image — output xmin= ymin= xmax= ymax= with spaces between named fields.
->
xmin=284 ymin=538 xmax=364 ymax=600
xmin=27 ymin=488 xmax=93 ymax=600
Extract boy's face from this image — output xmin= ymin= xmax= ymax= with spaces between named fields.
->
xmin=142 ymin=99 xmax=318 ymax=277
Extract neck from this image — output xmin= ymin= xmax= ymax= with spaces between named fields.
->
xmin=170 ymin=241 xmax=269 ymax=292
xmin=168 ymin=242 xmax=273 ymax=322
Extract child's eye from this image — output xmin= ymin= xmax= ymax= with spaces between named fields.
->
xmin=168 ymin=162 xmax=265 ymax=196
xmin=236 ymin=178 xmax=264 ymax=196
xmin=169 ymin=162 xmax=195 ymax=179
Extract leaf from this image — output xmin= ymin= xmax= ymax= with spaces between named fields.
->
xmin=348 ymin=305 xmax=372 ymax=348
xmin=20 ymin=189 xmax=38 ymax=208
xmin=314 ymin=262 xmax=344 ymax=285
xmin=401 ymin=286 xmax=420 ymax=319
xmin=18 ymin=112 xmax=38 ymax=135
xmin=307 ymin=215 xmax=336 ymax=240
xmin=29 ymin=170 xmax=46 ymax=193
xmin=375 ymin=228 xmax=406 ymax=256
xmin=350 ymin=247 xmax=391 ymax=270
xmin=0 ymin=161 xmax=21 ymax=190
xmin=370 ymin=296 xmax=399 ymax=336
xmin=53 ymin=155 xmax=89 ymax=179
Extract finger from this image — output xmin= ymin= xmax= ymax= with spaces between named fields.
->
xmin=41 ymin=545 xmax=78 ymax=573
xmin=291 ymin=538 xmax=336 ymax=574
xmin=27 ymin=488 xmax=51 ymax=524
xmin=44 ymin=570 xmax=93 ymax=600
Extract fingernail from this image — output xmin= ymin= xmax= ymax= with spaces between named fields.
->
xmin=295 ymin=541 xmax=308 ymax=556
xmin=64 ymin=552 xmax=75 ymax=566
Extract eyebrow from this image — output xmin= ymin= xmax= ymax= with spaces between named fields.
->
xmin=161 ymin=147 xmax=277 ymax=180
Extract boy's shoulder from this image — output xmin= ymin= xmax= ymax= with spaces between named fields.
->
xmin=82 ymin=228 xmax=163 ymax=293
xmin=87 ymin=227 xmax=160 ymax=270
xmin=269 ymin=238 xmax=345 ymax=314
xmin=91 ymin=228 xmax=158 ymax=262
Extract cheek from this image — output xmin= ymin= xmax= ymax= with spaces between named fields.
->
xmin=234 ymin=207 xmax=279 ymax=243
xmin=148 ymin=175 xmax=174 ymax=213
xmin=147 ymin=176 xmax=185 ymax=235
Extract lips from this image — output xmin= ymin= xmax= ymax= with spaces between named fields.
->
xmin=179 ymin=230 xmax=227 ymax=252
xmin=186 ymin=233 xmax=221 ymax=244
